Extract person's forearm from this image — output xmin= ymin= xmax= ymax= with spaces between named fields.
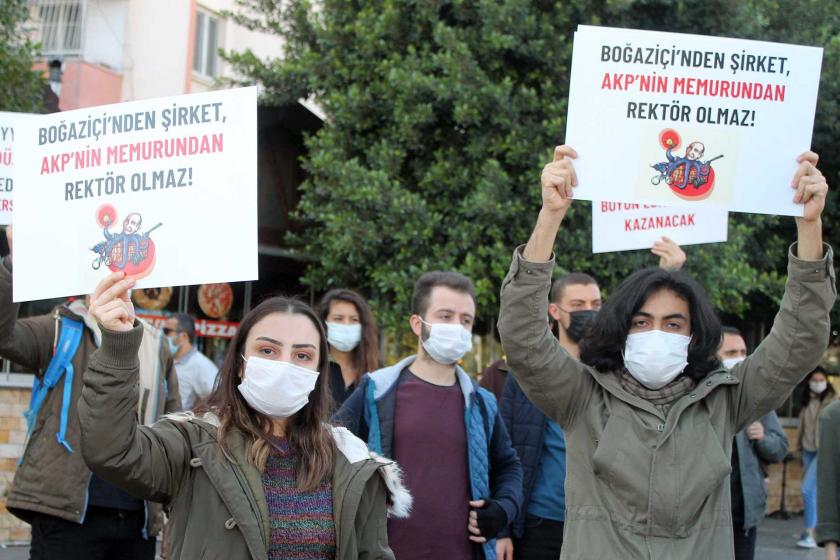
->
xmin=523 ymin=209 xmax=565 ymax=262
xmin=796 ymin=219 xmax=823 ymax=261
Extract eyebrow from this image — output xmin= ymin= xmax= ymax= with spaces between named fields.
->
xmin=632 ymin=311 xmax=688 ymax=321
xmin=254 ymin=336 xmax=317 ymax=349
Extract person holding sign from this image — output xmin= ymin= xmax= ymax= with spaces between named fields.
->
xmin=498 ymin=145 xmax=835 ymax=559
xmin=77 ymin=277 xmax=408 ymax=560
xmin=500 ymin=242 xmax=684 ymax=560
xmin=0 ymin=226 xmax=180 ymax=560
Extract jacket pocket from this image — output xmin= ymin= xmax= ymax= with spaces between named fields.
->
xmin=675 ymin=415 xmax=731 ymax=528
xmin=591 ymin=414 xmax=651 ymax=521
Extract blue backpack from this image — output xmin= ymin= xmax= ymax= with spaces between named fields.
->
xmin=22 ymin=315 xmax=84 ymax=461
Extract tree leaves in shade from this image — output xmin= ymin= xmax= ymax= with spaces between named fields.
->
xmin=0 ymin=0 xmax=45 ymax=113
xmin=225 ymin=0 xmax=838 ymax=338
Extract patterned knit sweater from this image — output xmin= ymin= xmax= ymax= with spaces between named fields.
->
xmin=262 ymin=437 xmax=336 ymax=559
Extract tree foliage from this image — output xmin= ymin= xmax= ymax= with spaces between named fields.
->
xmin=225 ymin=0 xmax=839 ymax=334
xmin=0 ymin=0 xmax=45 ymax=113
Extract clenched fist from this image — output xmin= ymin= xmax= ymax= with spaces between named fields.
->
xmin=540 ymin=145 xmax=578 ymax=216
xmin=88 ymin=272 xmax=136 ymax=333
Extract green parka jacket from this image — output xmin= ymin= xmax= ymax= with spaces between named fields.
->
xmin=0 ymin=257 xmax=179 ymax=536
xmin=498 ymin=244 xmax=836 ymax=560
xmin=78 ymin=324 xmax=410 ymax=560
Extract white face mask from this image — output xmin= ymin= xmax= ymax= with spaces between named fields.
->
xmin=237 ymin=356 xmax=319 ymax=418
xmin=623 ymin=330 xmax=691 ymax=390
xmin=420 ymin=319 xmax=472 ymax=364
xmin=722 ymin=356 xmax=745 ymax=370
xmin=810 ymin=381 xmax=828 ymax=395
xmin=326 ymin=322 xmax=362 ymax=352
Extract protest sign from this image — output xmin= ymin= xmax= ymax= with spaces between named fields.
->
xmin=565 ymin=26 xmax=823 ymax=216
xmin=592 ymin=201 xmax=728 ymax=253
xmin=12 ymin=87 xmax=258 ymax=302
xmin=0 ymin=112 xmax=32 ymax=225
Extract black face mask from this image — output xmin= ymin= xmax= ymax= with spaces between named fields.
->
xmin=563 ymin=310 xmax=597 ymax=343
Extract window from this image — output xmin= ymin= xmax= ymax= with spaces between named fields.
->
xmin=33 ymin=0 xmax=85 ymax=57
xmin=193 ymin=10 xmax=221 ymax=78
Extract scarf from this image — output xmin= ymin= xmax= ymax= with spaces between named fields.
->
xmin=619 ymin=370 xmax=696 ymax=416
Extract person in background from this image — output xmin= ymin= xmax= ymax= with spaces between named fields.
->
xmin=719 ymin=326 xmax=789 ymax=560
xmin=480 ymin=358 xmax=509 ymax=402
xmin=500 ymin=239 xmax=684 ymax=560
xmin=79 ymin=275 xmax=408 ymax=559
xmin=0 ymin=226 xmax=180 ymax=560
xmin=816 ymin=397 xmax=840 ymax=560
xmin=317 ymin=289 xmax=381 ymax=409
xmin=164 ymin=312 xmax=218 ymax=410
xmin=334 ymin=271 xmax=522 ymax=560
xmin=798 ymin=366 xmax=839 ymax=548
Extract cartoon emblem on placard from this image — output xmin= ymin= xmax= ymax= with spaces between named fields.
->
xmin=651 ymin=129 xmax=724 ymax=200
xmin=90 ymin=204 xmax=162 ymax=278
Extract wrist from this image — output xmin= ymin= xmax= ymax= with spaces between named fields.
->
xmin=795 ymin=216 xmax=822 ymax=229
xmin=538 ymin=206 xmax=567 ymax=228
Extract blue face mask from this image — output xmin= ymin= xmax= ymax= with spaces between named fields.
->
xmin=167 ymin=337 xmax=180 ymax=356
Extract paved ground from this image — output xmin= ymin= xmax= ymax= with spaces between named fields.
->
xmin=0 ymin=514 xmax=834 ymax=559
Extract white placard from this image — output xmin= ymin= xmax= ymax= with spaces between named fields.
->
xmin=565 ymin=26 xmax=823 ymax=216
xmin=13 ymin=87 xmax=258 ymax=302
xmin=0 ymin=112 xmax=33 ymax=225
xmin=592 ymin=201 xmax=728 ymax=253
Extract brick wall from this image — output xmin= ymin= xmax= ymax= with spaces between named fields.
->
xmin=765 ymin=426 xmax=805 ymax=515
xmin=0 ymin=388 xmax=31 ymax=544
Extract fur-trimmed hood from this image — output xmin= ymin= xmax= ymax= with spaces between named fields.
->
xmin=164 ymin=411 xmax=412 ymax=518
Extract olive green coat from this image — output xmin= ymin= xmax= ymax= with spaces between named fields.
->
xmin=78 ymin=324 xmax=404 ymax=560
xmin=0 ymin=257 xmax=179 ymax=535
xmin=498 ymin=244 xmax=835 ymax=560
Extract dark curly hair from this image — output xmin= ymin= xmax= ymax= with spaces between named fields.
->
xmin=579 ymin=267 xmax=722 ymax=382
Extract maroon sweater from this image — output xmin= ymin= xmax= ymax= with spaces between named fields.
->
xmin=388 ymin=369 xmax=475 ymax=560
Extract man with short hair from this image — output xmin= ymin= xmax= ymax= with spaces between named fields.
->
xmin=719 ymin=326 xmax=789 ymax=560
xmin=164 ymin=313 xmax=218 ymax=410
xmin=334 ymin=271 xmax=522 ymax=560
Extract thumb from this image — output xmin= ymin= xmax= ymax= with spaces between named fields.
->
xmin=469 ymin=499 xmax=486 ymax=509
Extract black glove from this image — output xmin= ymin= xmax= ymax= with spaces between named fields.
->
xmin=474 ymin=499 xmax=507 ymax=539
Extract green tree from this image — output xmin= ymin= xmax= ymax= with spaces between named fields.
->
xmin=226 ymin=0 xmax=838 ymax=338
xmin=0 ymin=0 xmax=45 ymax=113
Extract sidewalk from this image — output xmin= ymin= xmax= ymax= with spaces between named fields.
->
xmin=0 ymin=514 xmax=832 ymax=559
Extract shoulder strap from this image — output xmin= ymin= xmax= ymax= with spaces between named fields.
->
xmin=23 ymin=316 xmax=84 ymax=458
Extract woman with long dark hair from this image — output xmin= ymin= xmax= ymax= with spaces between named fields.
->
xmin=317 ymin=289 xmax=381 ymax=408
xmin=796 ymin=367 xmax=838 ymax=549
xmin=498 ymin=145 xmax=835 ymax=560
xmin=78 ymin=274 xmax=410 ymax=559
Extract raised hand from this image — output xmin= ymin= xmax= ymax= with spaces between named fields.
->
xmin=540 ymin=145 xmax=579 ymax=216
xmin=652 ymin=236 xmax=687 ymax=271
xmin=792 ymin=151 xmax=828 ymax=223
xmin=88 ymin=272 xmax=136 ymax=332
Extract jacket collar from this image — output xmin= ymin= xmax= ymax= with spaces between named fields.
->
xmin=175 ymin=415 xmax=412 ymax=557
xmin=368 ymin=354 xmax=476 ymax=404
xmin=589 ymin=367 xmax=740 ymax=422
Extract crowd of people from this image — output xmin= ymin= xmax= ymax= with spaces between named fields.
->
xmin=0 ymin=145 xmax=837 ymax=560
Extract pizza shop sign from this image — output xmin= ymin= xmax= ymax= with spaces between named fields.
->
xmin=139 ymin=313 xmax=239 ymax=339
